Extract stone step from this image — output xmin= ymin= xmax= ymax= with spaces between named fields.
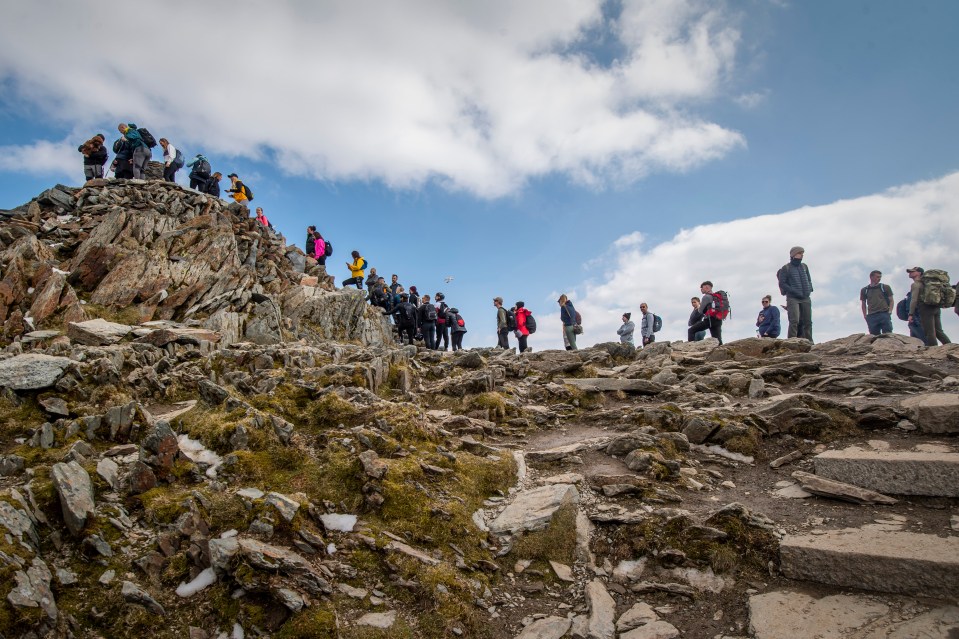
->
xmin=814 ymin=448 xmax=959 ymax=497
xmin=780 ymin=528 xmax=959 ymax=599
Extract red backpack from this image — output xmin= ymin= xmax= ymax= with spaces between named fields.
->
xmin=705 ymin=290 xmax=730 ymax=320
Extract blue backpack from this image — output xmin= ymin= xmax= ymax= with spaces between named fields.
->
xmin=173 ymin=148 xmax=184 ymax=168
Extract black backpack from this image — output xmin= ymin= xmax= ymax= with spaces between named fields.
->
xmin=526 ymin=313 xmax=537 ymax=334
xmin=173 ymin=148 xmax=184 ymax=168
xmin=424 ymin=305 xmax=438 ymax=322
xmin=653 ymin=314 xmax=663 ymax=332
xmin=138 ymin=127 xmax=158 ymax=148
xmin=195 ymin=159 xmax=211 ymax=177
xmin=202 ymin=176 xmax=219 ymax=196
xmin=504 ymin=309 xmax=516 ymax=330
xmin=324 ymin=239 xmax=333 ymax=257
xmin=401 ymin=303 xmax=416 ymax=324
xmin=241 ymin=184 xmax=254 ymax=201
xmin=896 ymin=296 xmax=910 ymax=321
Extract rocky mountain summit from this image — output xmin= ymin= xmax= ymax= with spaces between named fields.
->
xmin=0 ymin=181 xmax=958 ymax=638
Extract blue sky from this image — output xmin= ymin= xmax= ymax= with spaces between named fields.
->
xmin=1 ymin=0 xmax=957 ymax=349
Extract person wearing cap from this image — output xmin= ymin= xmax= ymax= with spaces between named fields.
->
xmin=907 ymin=267 xmax=951 ymax=346
xmin=493 ymin=297 xmax=510 ymax=349
xmin=860 ymin=270 xmax=894 ymax=335
xmin=187 ymin=154 xmax=211 ymax=189
xmin=777 ymin=246 xmax=814 ymax=342
xmin=617 ymin=313 xmax=635 ymax=345
xmin=226 ymin=173 xmax=251 ymax=206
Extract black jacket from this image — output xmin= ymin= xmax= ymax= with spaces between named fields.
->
xmin=203 ymin=177 xmax=221 ymax=198
xmin=392 ymin=302 xmax=417 ymax=327
xmin=79 ymin=142 xmax=108 ymax=166
xmin=778 ymin=260 xmax=813 ymax=299
xmin=417 ymin=303 xmax=437 ymax=324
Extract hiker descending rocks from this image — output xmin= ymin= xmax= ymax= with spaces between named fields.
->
xmin=860 ymin=270 xmax=894 ymax=335
xmin=778 ymin=246 xmax=814 ymax=342
xmin=254 ymin=207 xmax=273 ymax=230
xmin=158 ymin=138 xmax=183 ymax=183
xmin=392 ymin=293 xmax=418 ymax=345
xmin=688 ymin=281 xmax=727 ymax=345
xmin=514 ymin=301 xmax=533 ymax=353
xmin=688 ymin=297 xmax=706 ymax=341
xmin=343 ymin=251 xmax=366 ymax=289
xmin=203 ymin=172 xmax=222 ymax=198
xmin=78 ymin=134 xmax=108 ymax=181
xmin=448 ymin=306 xmax=467 ymax=351
xmin=418 ymin=294 xmax=437 ymax=349
xmin=187 ymin=154 xmax=211 ymax=189
xmin=558 ymin=294 xmax=578 ymax=351
xmin=907 ymin=266 xmax=953 ymax=346
xmin=639 ymin=302 xmax=656 ymax=346
xmin=434 ymin=292 xmax=450 ymax=351
xmin=617 ymin=312 xmax=635 ymax=345
xmin=111 ymin=133 xmax=134 ymax=179
xmin=494 ymin=297 xmax=511 ymax=349
xmin=227 ymin=173 xmax=253 ymax=207
xmin=756 ymin=294 xmax=781 ymax=338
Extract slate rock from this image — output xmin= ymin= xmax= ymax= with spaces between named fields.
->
xmin=0 ymin=454 xmax=26 ymax=476
xmin=0 ymin=353 xmax=73 ymax=390
xmin=7 ymin=558 xmax=57 ymax=621
xmin=516 ymin=615 xmax=572 ymax=639
xmin=121 ymin=581 xmax=166 ymax=616
xmin=67 ymin=318 xmax=133 ymax=345
xmin=51 ymin=461 xmax=95 ymax=536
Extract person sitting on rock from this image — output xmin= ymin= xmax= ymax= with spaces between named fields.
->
xmin=391 ymin=293 xmax=418 ymax=345
xmin=203 ymin=172 xmax=222 ymax=198
xmin=756 ymin=294 xmax=781 ymax=338
xmin=78 ymin=134 xmax=108 ymax=182
xmin=226 ymin=173 xmax=252 ymax=207
xmin=254 ymin=207 xmax=273 ymax=230
xmin=342 ymin=250 xmax=366 ymax=289
xmin=688 ymin=297 xmax=706 ymax=341
xmin=187 ymin=154 xmax=211 ymax=189
xmin=158 ymin=138 xmax=181 ymax=183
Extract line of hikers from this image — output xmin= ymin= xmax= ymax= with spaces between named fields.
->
xmin=77 ymin=125 xmax=255 ymax=207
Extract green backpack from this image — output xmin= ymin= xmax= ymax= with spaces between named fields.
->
xmin=920 ymin=269 xmax=957 ymax=308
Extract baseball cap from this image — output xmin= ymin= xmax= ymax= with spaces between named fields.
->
xmin=906 ymin=266 xmax=924 ymax=274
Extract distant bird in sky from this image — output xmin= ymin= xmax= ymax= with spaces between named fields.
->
xmin=444 ymin=276 xmax=454 ymax=283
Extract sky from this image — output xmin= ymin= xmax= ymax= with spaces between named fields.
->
xmin=1 ymin=0 xmax=957 ymax=350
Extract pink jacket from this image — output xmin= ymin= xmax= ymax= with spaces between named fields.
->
xmin=515 ymin=307 xmax=531 ymax=336
xmin=313 ymin=237 xmax=325 ymax=259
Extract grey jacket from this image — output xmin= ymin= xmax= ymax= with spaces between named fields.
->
xmin=617 ymin=321 xmax=635 ymax=344
xmin=640 ymin=312 xmax=654 ymax=339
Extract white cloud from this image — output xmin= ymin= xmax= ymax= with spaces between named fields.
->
xmin=0 ymin=0 xmax=745 ymax=198
xmin=0 ymin=139 xmax=77 ymax=180
xmin=734 ymin=90 xmax=769 ymax=109
xmin=532 ymin=172 xmax=959 ymax=349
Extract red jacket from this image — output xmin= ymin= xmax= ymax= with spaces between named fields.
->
xmin=515 ymin=307 xmax=531 ymax=336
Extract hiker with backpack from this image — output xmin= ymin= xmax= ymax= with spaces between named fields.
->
xmin=111 ymin=132 xmax=134 ymax=179
xmin=448 ymin=306 xmax=467 ymax=351
xmin=187 ymin=154 xmax=212 ymax=189
xmin=158 ymin=138 xmax=183 ymax=182
xmin=907 ymin=267 xmax=953 ymax=346
xmin=78 ymin=134 xmax=108 ymax=181
xmin=688 ymin=297 xmax=707 ymax=341
xmin=777 ymin=246 xmax=814 ymax=342
xmin=118 ymin=123 xmax=152 ymax=179
xmin=639 ymin=303 xmax=656 ymax=346
xmin=254 ymin=207 xmax=273 ymax=231
xmin=202 ymin=172 xmax=222 ymax=198
xmin=688 ymin=281 xmax=727 ymax=344
xmin=435 ymin=292 xmax=450 ymax=351
xmin=418 ymin=294 xmax=438 ymax=349
xmin=312 ymin=229 xmax=328 ymax=266
xmin=342 ymin=250 xmax=367 ymax=289
xmin=494 ymin=297 xmax=512 ymax=349
xmin=756 ymin=295 xmax=781 ymax=338
xmin=558 ymin=294 xmax=578 ymax=350
xmin=860 ymin=270 xmax=894 ymax=335
xmin=617 ymin=313 xmax=635 ymax=345
xmin=514 ymin=301 xmax=534 ymax=353
xmin=227 ymin=173 xmax=253 ymax=207
xmin=392 ymin=293 xmax=418 ymax=345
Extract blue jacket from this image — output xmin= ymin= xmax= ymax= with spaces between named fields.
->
xmin=560 ymin=301 xmax=576 ymax=326
xmin=756 ymin=305 xmax=781 ymax=337
xmin=124 ymin=126 xmax=145 ymax=149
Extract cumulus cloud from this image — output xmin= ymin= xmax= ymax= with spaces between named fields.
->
xmin=0 ymin=139 xmax=76 ymax=179
xmin=0 ymin=0 xmax=745 ymax=197
xmin=533 ymin=172 xmax=959 ymax=349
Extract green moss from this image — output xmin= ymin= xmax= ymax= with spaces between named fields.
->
xmin=723 ymin=432 xmax=762 ymax=458
xmin=307 ymin=393 xmax=363 ymax=432
xmin=83 ymin=303 xmax=143 ymax=326
xmin=0 ymin=396 xmax=45 ymax=445
xmin=274 ymin=606 xmax=338 ymax=638
xmin=137 ymin=487 xmax=192 ymax=524
xmin=509 ymin=502 xmax=578 ymax=565
xmin=468 ymin=392 xmax=507 ymax=419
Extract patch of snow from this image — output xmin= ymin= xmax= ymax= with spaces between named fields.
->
xmin=221 ymin=529 xmax=238 ymax=538
xmin=233 ymin=623 xmax=244 ymax=639
xmin=53 ymin=268 xmax=70 ymax=276
xmin=327 ymin=543 xmax=336 ymax=555
xmin=176 ymin=567 xmax=217 ymax=597
xmin=177 ymin=434 xmax=223 ymax=478
xmin=319 ymin=513 xmax=357 ymax=532
xmin=690 ymin=443 xmax=754 ymax=464
xmin=27 ymin=288 xmax=34 ymax=294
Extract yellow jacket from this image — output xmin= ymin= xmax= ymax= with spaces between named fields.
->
xmin=348 ymin=257 xmax=366 ymax=279
xmin=229 ymin=179 xmax=249 ymax=203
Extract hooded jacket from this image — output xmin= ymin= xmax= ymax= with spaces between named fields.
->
xmin=515 ymin=307 xmax=531 ymax=336
xmin=756 ymin=305 xmax=781 ymax=337
xmin=617 ymin=320 xmax=635 ymax=344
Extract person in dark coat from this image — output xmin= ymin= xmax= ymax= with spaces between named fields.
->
xmin=417 ymin=294 xmax=437 ymax=349
xmin=111 ymin=136 xmax=134 ymax=179
xmin=756 ymin=295 xmax=781 ymax=338
xmin=78 ymin=134 xmax=108 ymax=181
xmin=777 ymin=246 xmax=814 ymax=342
xmin=448 ymin=307 xmax=467 ymax=351
xmin=434 ymin=292 xmax=450 ymax=351
xmin=391 ymin=293 xmax=418 ymax=345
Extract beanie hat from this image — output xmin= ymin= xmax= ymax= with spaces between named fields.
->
xmin=790 ymin=246 xmax=805 ymax=258
xmin=623 ymin=312 xmax=631 ymax=320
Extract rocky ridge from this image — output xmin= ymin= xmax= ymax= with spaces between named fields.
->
xmin=0 ymin=181 xmax=958 ymax=638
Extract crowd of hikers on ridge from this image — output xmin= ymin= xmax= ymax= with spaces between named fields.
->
xmin=79 ymin=129 xmax=959 ymax=352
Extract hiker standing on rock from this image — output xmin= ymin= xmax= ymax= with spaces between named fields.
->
xmin=756 ymin=295 xmax=781 ymax=338
xmin=777 ymin=246 xmax=814 ymax=342
xmin=418 ymin=294 xmax=437 ymax=349
xmin=342 ymin=251 xmax=366 ymax=289
xmin=392 ymin=293 xmax=418 ymax=345
xmin=448 ymin=307 xmax=467 ymax=351
xmin=158 ymin=138 xmax=181 ymax=183
xmin=187 ymin=154 xmax=211 ymax=189
xmin=688 ymin=281 xmax=725 ymax=345
xmin=435 ymin=293 xmax=450 ymax=351
xmin=111 ymin=133 xmax=134 ymax=179
xmin=688 ymin=297 xmax=706 ymax=341
xmin=118 ymin=124 xmax=151 ymax=179
xmin=494 ymin=297 xmax=511 ymax=349
xmin=639 ymin=303 xmax=655 ymax=346
xmin=312 ymin=230 xmax=327 ymax=266
xmin=203 ymin=172 xmax=222 ymax=198
xmin=227 ymin=173 xmax=252 ymax=207
xmin=559 ymin=294 xmax=578 ymax=351
xmin=860 ymin=270 xmax=894 ymax=335
xmin=514 ymin=301 xmax=532 ymax=353
xmin=617 ymin=313 xmax=635 ymax=345
xmin=907 ymin=267 xmax=952 ymax=346
xmin=78 ymin=134 xmax=108 ymax=181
